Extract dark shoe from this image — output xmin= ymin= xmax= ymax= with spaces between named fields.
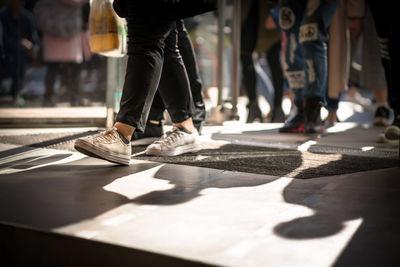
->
xmin=193 ymin=102 xmax=206 ymax=135
xmin=304 ymin=97 xmax=324 ymax=134
xmin=247 ymin=100 xmax=263 ymax=123
xmin=279 ymin=103 xmax=304 ymax=133
xmin=373 ymin=106 xmax=390 ymax=126
xmin=270 ymin=107 xmax=286 ymax=122
xmin=131 ymin=120 xmax=163 ymax=146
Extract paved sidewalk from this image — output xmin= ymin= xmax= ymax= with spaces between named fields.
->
xmin=1 ymin=122 xmax=399 ymax=266
xmin=0 ymin=107 xmax=107 ymax=127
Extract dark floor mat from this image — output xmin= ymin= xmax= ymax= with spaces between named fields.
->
xmin=0 ymin=131 xmax=99 ymax=152
xmin=132 ymin=143 xmax=398 ymax=179
xmin=1 ymin=133 xmax=398 ymax=179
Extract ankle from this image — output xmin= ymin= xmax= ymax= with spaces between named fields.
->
xmin=327 ymin=111 xmax=337 ymax=124
xmin=114 ymin=122 xmax=135 ymax=141
xmin=149 ymin=120 xmax=161 ymax=125
xmin=375 ymin=102 xmax=389 ymax=109
xmin=173 ymin=117 xmax=195 ymax=133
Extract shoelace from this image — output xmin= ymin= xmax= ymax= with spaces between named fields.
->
xmin=154 ymin=128 xmax=184 ymax=145
xmin=94 ymin=128 xmax=117 ymax=143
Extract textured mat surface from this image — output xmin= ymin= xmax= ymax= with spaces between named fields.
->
xmin=1 ymin=130 xmax=398 ymax=179
xmin=132 ymin=142 xmax=398 ymax=179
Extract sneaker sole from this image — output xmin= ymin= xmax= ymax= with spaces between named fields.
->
xmin=131 ymin=137 xmax=160 ymax=147
xmin=384 ymin=126 xmax=400 ymax=140
xmin=305 ymin=126 xmax=325 ymax=134
xmin=74 ymin=139 xmax=131 ymax=165
xmin=279 ymin=123 xmax=305 ymax=133
xmin=376 ymin=133 xmax=398 ymax=145
xmin=145 ymin=142 xmax=200 ymax=156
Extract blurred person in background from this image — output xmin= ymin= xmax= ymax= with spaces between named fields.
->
xmin=0 ymin=0 xmax=37 ymax=106
xmin=240 ymin=0 xmax=263 ymax=123
xmin=259 ymin=2 xmax=284 ymax=123
xmin=325 ymin=0 xmax=364 ymax=126
xmin=131 ymin=19 xmax=206 ymax=145
xmin=278 ymin=0 xmax=339 ymax=134
xmin=79 ymin=2 xmax=106 ymax=105
xmin=366 ymin=0 xmax=399 ymax=142
xmin=360 ymin=4 xmax=390 ymax=127
xmin=241 ymin=0 xmax=284 ymax=123
xmin=331 ymin=1 xmax=389 ymax=129
xmin=34 ymin=0 xmax=88 ymax=107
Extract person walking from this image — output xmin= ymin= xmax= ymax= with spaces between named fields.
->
xmin=366 ymin=1 xmax=399 ymax=142
xmin=74 ymin=1 xmax=216 ymax=165
xmin=132 ymin=19 xmax=206 ymax=146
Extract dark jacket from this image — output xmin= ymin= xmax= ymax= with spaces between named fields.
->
xmin=113 ymin=0 xmax=217 ymax=20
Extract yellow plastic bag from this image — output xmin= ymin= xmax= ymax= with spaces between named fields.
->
xmin=89 ymin=0 xmax=126 ymax=57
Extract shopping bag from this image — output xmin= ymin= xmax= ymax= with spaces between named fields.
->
xmin=89 ymin=0 xmax=127 ymax=57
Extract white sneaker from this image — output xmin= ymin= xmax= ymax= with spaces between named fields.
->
xmin=145 ymin=127 xmax=200 ymax=156
xmin=74 ymin=128 xmax=131 ymax=165
xmin=376 ymin=133 xmax=398 ymax=145
xmin=343 ymin=92 xmax=374 ymax=112
xmin=384 ymin=125 xmax=400 ymax=141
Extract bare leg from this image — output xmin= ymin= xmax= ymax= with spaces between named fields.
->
xmin=115 ymin=122 xmax=135 ymax=141
xmin=173 ymin=117 xmax=195 ymax=133
xmin=373 ymin=88 xmax=387 ymax=105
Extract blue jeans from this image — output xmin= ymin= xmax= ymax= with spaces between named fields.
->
xmin=279 ymin=0 xmax=339 ymax=104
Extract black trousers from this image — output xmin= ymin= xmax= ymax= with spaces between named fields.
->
xmin=240 ymin=0 xmax=259 ymax=102
xmin=267 ymin=42 xmax=284 ymax=109
xmin=367 ymin=1 xmax=398 ymax=111
xmin=116 ymin=15 xmax=193 ymax=133
xmin=148 ymin=20 xmax=203 ymax=122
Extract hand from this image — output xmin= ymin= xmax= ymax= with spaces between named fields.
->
xmin=264 ymin=15 xmax=276 ymax=30
xmin=20 ymin=38 xmax=34 ymax=58
xmin=348 ymin=18 xmax=362 ymax=40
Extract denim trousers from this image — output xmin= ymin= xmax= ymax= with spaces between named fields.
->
xmin=279 ymin=0 xmax=339 ymax=105
xmin=116 ymin=15 xmax=193 ymax=132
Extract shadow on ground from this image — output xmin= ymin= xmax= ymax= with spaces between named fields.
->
xmin=273 ymin=154 xmax=400 ymax=266
xmin=132 ymin=143 xmax=398 ymax=178
xmin=0 ymin=142 xmax=296 ymax=229
xmin=1 ymin=132 xmax=399 ymax=266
